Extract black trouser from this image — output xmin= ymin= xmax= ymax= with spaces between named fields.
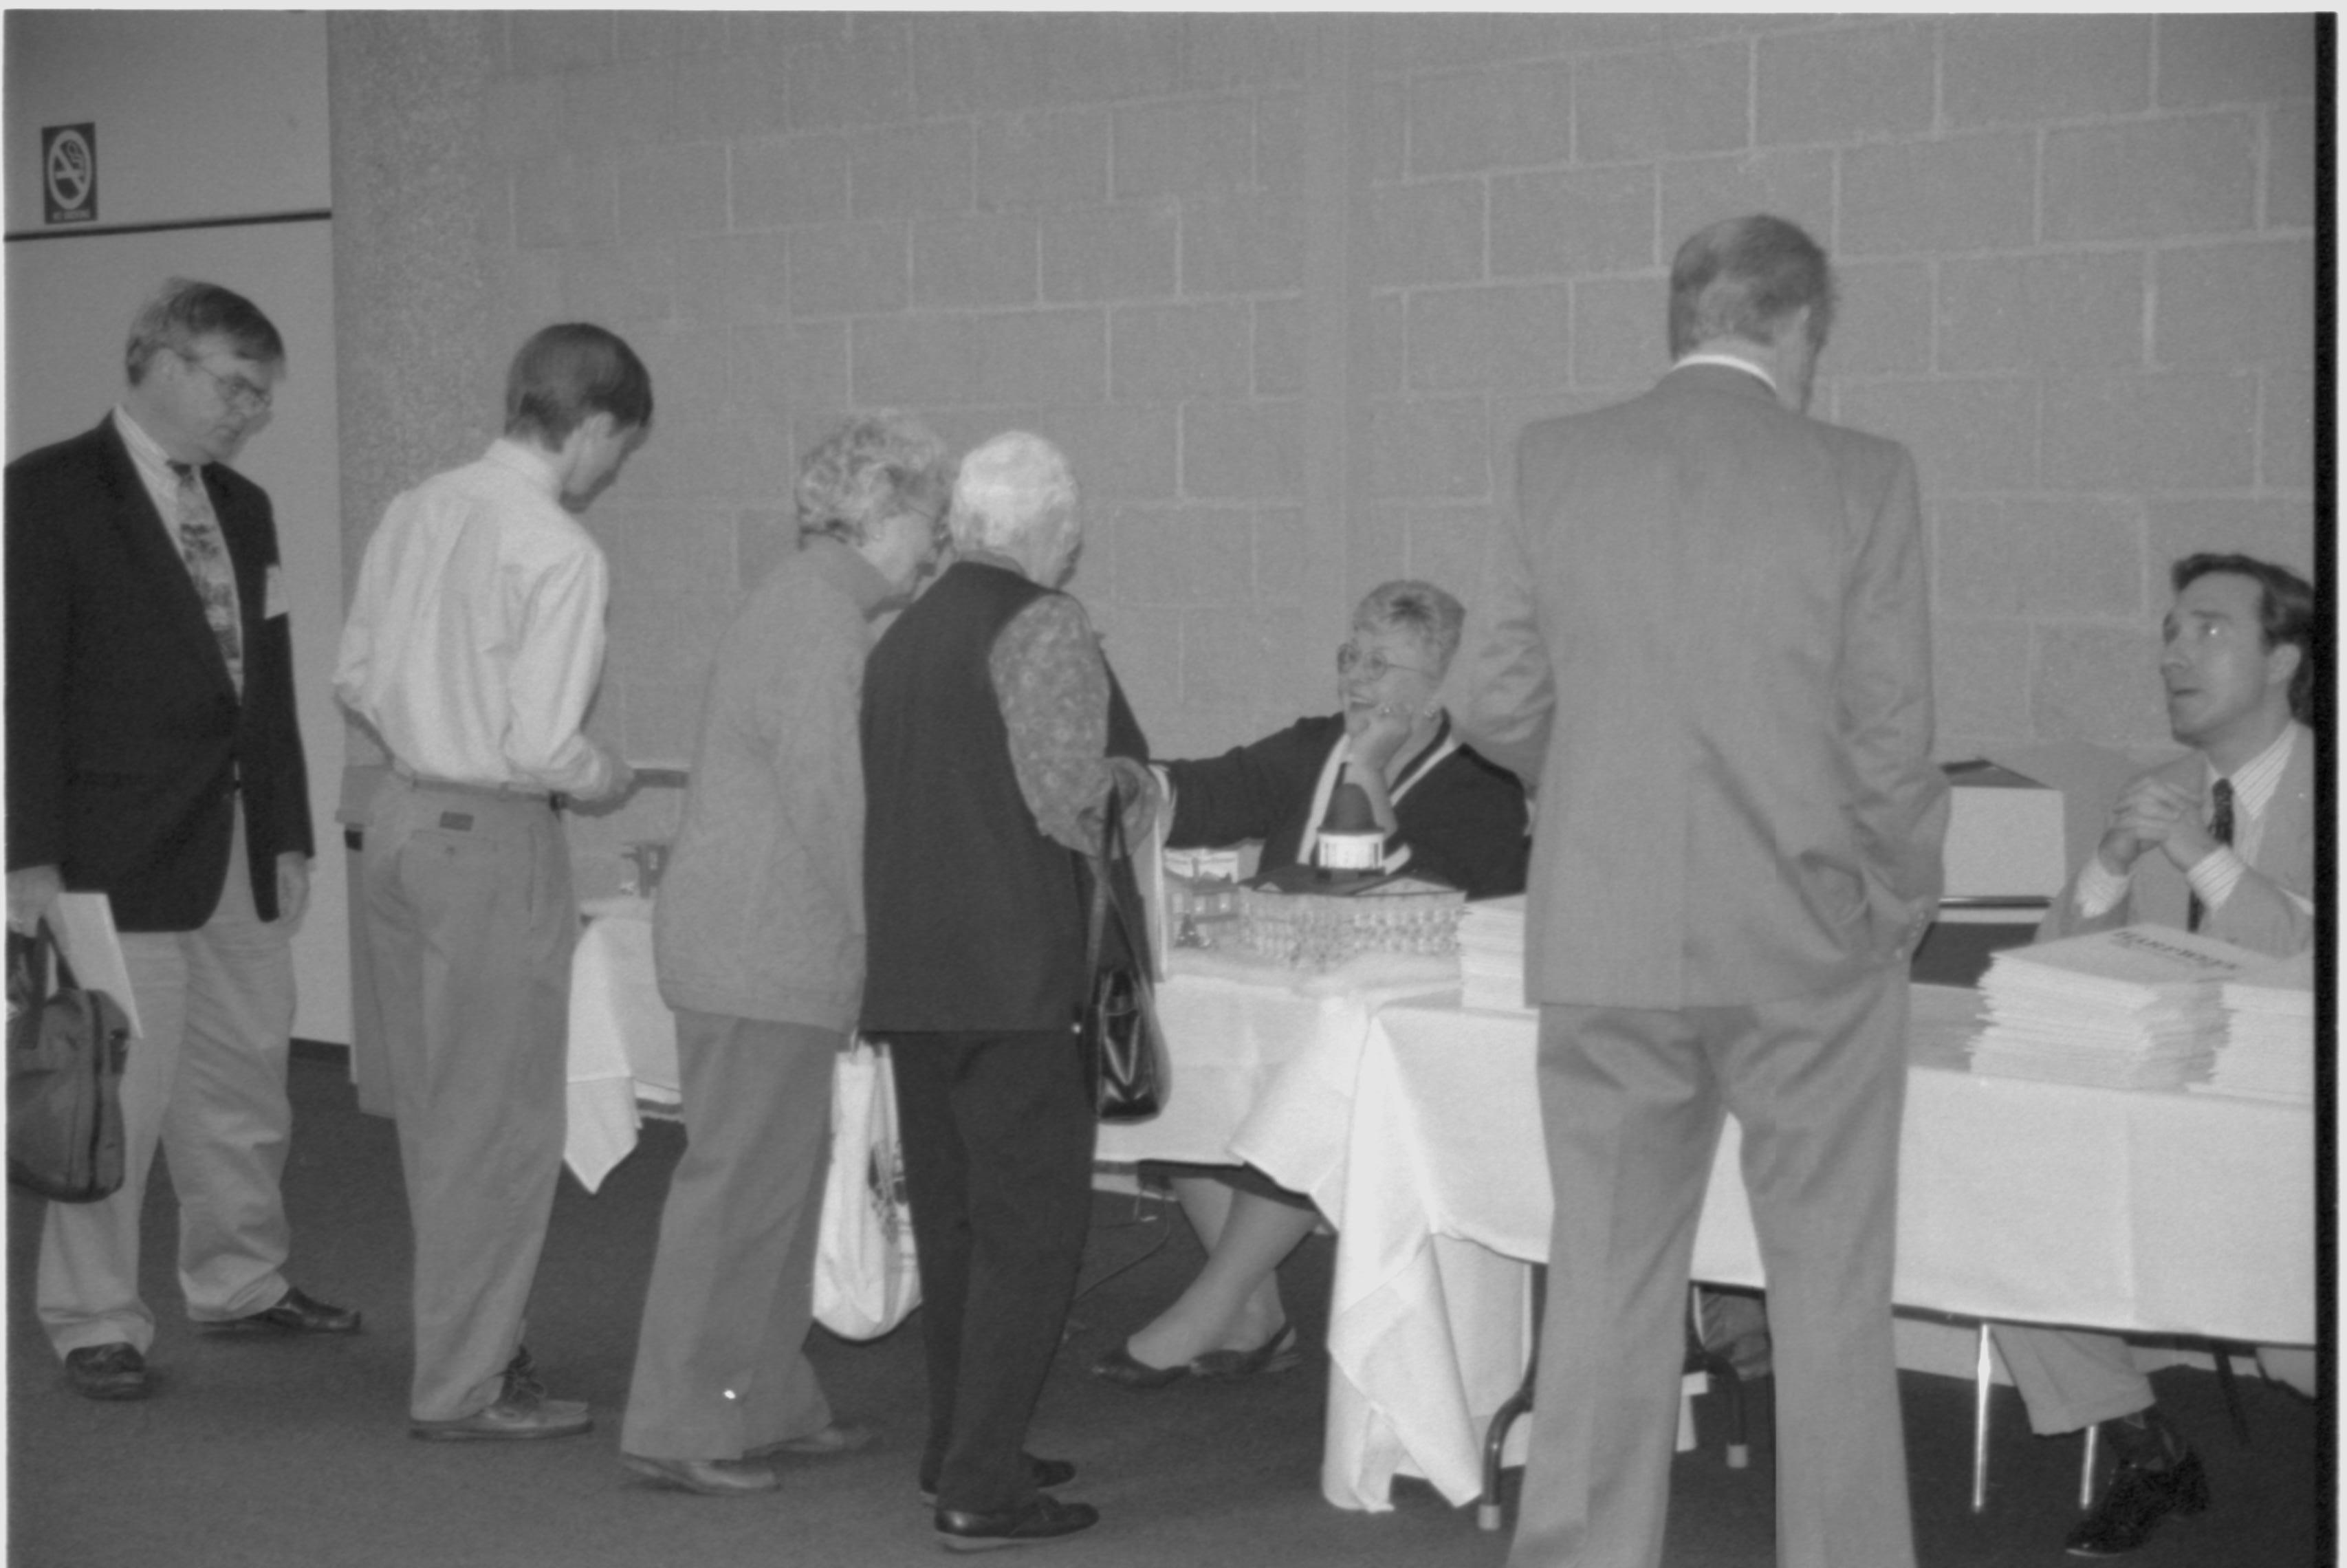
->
xmin=886 ymin=1029 xmax=1096 ymax=1513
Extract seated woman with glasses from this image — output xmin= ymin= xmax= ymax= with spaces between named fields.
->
xmin=1094 ymin=578 xmax=1529 ymax=1389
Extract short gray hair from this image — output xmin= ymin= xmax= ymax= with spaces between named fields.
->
xmin=794 ymin=411 xmax=952 ymax=547
xmin=947 ymin=431 xmax=1078 ymax=558
xmin=1353 ymin=579 xmax=1465 ymax=672
xmin=1666 ymin=214 xmax=1835 ymax=359
xmin=124 ymin=278 xmax=285 ymax=384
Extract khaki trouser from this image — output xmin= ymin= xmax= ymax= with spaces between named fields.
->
xmin=362 ymin=772 xmax=572 ymax=1422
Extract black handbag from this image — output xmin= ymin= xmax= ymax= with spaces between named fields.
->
xmin=8 ymin=921 xmax=133 ymax=1203
xmin=1078 ymin=781 xmax=1166 ymax=1124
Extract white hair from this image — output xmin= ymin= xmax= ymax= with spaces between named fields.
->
xmin=947 ymin=431 xmax=1078 ymax=558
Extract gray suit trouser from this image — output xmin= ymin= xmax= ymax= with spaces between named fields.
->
xmin=622 ymin=1010 xmax=838 ymax=1458
xmin=362 ymin=773 xmax=572 ymax=1422
xmin=1508 ymin=969 xmax=1916 ymax=1568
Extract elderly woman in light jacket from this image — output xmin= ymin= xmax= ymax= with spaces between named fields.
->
xmin=620 ymin=411 xmax=952 ymax=1495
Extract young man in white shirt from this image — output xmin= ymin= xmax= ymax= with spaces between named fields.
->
xmin=336 ymin=323 xmax=648 ymax=1441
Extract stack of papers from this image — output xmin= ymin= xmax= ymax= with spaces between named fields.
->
xmin=1971 ymin=924 xmax=2271 ymax=1089
xmin=1459 ymin=895 xmax=1530 ymax=1014
xmin=2197 ymin=950 xmax=2316 ymax=1102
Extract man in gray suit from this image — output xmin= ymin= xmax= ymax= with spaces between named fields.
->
xmin=1452 ymin=215 xmax=1950 ymax=1568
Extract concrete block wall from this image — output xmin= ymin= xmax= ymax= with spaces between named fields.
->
xmin=331 ymin=14 xmax=2319 ymax=889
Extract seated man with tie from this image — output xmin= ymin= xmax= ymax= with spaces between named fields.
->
xmin=1996 ymin=550 xmax=2315 ymax=1559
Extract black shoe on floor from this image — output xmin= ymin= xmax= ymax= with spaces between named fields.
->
xmin=204 ymin=1285 xmax=363 ymax=1336
xmin=935 ymin=1494 xmax=1098 ymax=1551
xmin=64 ymin=1342 xmax=149 ymax=1401
xmin=2064 ymin=1447 xmax=2210 ymax=1557
xmin=1091 ymin=1340 xmax=1189 ymax=1391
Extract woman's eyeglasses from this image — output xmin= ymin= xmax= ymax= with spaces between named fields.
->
xmin=1336 ymin=644 xmax=1429 ymax=680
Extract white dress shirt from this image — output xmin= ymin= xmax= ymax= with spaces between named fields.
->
xmin=335 ymin=437 xmax=620 ymax=796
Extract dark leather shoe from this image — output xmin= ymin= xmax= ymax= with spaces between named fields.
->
xmin=621 ymin=1453 xmax=780 ymax=1495
xmin=1190 ymin=1322 xmax=1302 ymax=1380
xmin=204 ymin=1285 xmax=362 ymax=1336
xmin=750 ymin=1420 xmax=875 ymax=1458
xmin=64 ymin=1342 xmax=149 ymax=1401
xmin=2064 ymin=1447 xmax=2210 ymax=1557
xmin=922 ymin=1455 xmax=1076 ymax=1506
xmin=1091 ymin=1341 xmax=1190 ymax=1390
xmin=935 ymin=1494 xmax=1099 ymax=1551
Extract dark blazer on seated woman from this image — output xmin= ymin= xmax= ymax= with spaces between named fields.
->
xmin=1164 ymin=712 xmax=1529 ymax=901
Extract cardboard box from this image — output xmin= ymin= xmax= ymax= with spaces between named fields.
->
xmin=1941 ymin=760 xmax=2068 ymax=902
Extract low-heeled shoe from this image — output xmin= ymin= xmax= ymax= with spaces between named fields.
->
xmin=1190 ymin=1323 xmax=1302 ymax=1381
xmin=2064 ymin=1448 xmax=2210 ymax=1558
xmin=1091 ymin=1342 xmax=1191 ymax=1391
xmin=749 ymin=1420 xmax=875 ymax=1459
xmin=621 ymin=1453 xmax=780 ymax=1495
xmin=410 ymin=1391 xmax=593 ymax=1442
xmin=934 ymin=1494 xmax=1099 ymax=1551
xmin=922 ymin=1455 xmax=1076 ymax=1506
xmin=203 ymin=1285 xmax=363 ymax=1336
xmin=64 ymin=1342 xmax=150 ymax=1401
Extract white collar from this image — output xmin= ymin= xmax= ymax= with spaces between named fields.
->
xmin=1671 ymin=352 xmax=1776 ymax=393
xmin=484 ymin=436 xmax=564 ymax=497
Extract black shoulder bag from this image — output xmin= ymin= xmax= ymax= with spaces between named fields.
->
xmin=1078 ymin=781 xmax=1167 ymax=1123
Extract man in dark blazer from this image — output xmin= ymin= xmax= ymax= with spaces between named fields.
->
xmin=1451 ymin=216 xmax=1949 ymax=1568
xmin=6 ymin=279 xmax=358 ymax=1404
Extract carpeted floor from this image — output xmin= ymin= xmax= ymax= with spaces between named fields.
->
xmin=8 ymin=1052 xmax=2328 ymax=1567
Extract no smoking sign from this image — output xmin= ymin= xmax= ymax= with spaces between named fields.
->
xmin=43 ymin=124 xmax=96 ymax=224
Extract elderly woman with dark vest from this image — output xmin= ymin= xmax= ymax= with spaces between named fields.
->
xmin=859 ymin=431 xmax=1151 ymax=1552
xmin=1095 ymin=579 xmax=1529 ymax=1390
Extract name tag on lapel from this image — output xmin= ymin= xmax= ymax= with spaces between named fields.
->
xmin=263 ymin=564 xmax=289 ymax=619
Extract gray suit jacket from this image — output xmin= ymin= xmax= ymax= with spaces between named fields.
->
xmin=1454 ymin=362 xmax=1950 ymax=1009
xmin=2038 ymin=728 xmax=2315 ymax=961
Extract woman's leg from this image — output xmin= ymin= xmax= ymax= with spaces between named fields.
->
xmin=1124 ymin=1185 xmax=1314 ymax=1368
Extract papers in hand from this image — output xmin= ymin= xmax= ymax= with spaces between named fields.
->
xmin=1969 ymin=924 xmax=2280 ymax=1091
xmin=45 ymin=892 xmax=143 ymax=1038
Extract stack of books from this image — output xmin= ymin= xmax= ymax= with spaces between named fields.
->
xmin=1458 ymin=895 xmax=1531 ymax=1014
xmin=2198 ymin=950 xmax=2315 ymax=1102
xmin=1970 ymin=924 xmax=2271 ymax=1089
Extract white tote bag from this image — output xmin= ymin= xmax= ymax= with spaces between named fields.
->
xmin=813 ymin=1039 xmax=921 ymax=1339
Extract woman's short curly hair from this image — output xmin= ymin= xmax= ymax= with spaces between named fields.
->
xmin=795 ymin=411 xmax=953 ymax=548
xmin=1353 ymin=579 xmax=1466 ymax=673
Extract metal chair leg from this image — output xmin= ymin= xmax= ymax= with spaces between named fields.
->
xmin=1971 ymin=1324 xmax=1994 ymax=1513
xmin=1479 ymin=1372 xmax=1536 ymax=1531
xmin=2080 ymin=1422 xmax=2100 ymax=1510
xmin=1479 ymin=1265 xmax=1546 ymax=1532
xmin=1689 ymin=1346 xmax=1750 ymax=1468
xmin=2209 ymin=1342 xmax=2251 ymax=1446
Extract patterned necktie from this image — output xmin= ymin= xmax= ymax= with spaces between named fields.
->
xmin=2186 ymin=778 xmax=2235 ymax=933
xmin=168 ymin=460 xmax=243 ymax=693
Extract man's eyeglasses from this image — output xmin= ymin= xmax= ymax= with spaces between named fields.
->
xmin=1335 ymin=643 xmax=1430 ymax=680
xmin=175 ymin=350 xmax=273 ymax=413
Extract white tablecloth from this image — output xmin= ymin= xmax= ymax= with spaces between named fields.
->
xmin=1212 ymin=982 xmax=2315 ymax=1511
xmin=563 ymin=914 xmax=2313 ymax=1515
xmin=565 ymin=900 xmax=678 ymax=1191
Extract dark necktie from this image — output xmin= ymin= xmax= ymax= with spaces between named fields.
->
xmin=168 ymin=460 xmax=244 ymax=692
xmin=2186 ymin=778 xmax=2235 ymax=933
